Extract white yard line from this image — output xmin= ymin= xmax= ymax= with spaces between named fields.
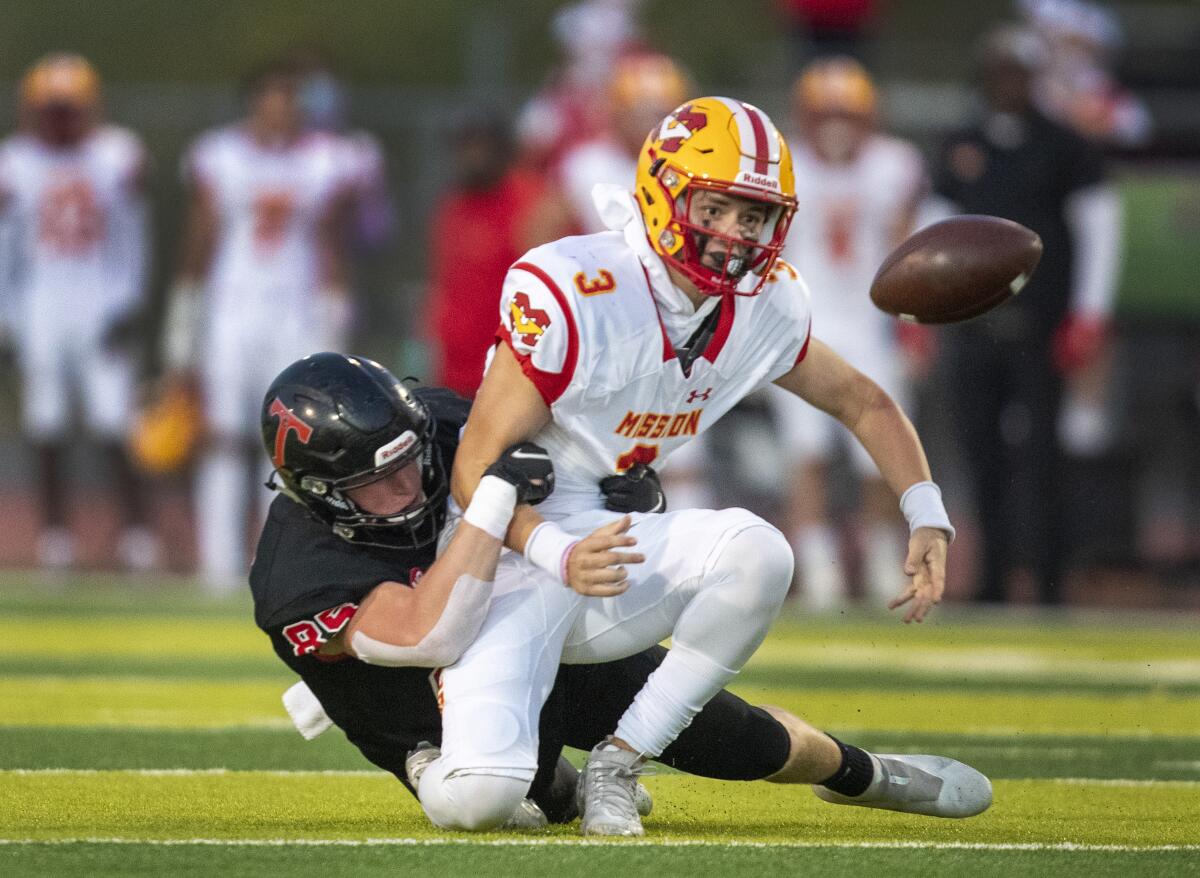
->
xmin=0 ymin=837 xmax=1197 ymax=852
xmin=4 ymin=768 xmax=1198 ymax=786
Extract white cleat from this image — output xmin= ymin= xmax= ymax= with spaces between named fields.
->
xmin=577 ymin=740 xmax=647 ymax=836
xmin=813 ymin=753 xmax=993 ymax=818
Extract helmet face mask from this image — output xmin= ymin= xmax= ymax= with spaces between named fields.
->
xmin=262 ymin=353 xmax=448 ymax=552
xmin=666 ymin=181 xmax=794 ymax=296
xmin=636 ymin=97 xmax=797 ymax=297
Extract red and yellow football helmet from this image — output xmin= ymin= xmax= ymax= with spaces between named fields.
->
xmin=635 ymin=97 xmax=797 ymax=296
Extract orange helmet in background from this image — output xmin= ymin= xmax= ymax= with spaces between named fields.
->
xmin=609 ymin=53 xmax=690 ymax=115
xmin=607 ymin=52 xmax=692 ymax=155
xmin=793 ymin=57 xmax=878 ymax=163
xmin=634 ymin=96 xmax=797 ymax=296
xmin=21 ymin=53 xmax=101 ymax=112
xmin=792 ymin=56 xmax=877 ymax=119
xmin=20 ymin=53 xmax=101 ymax=145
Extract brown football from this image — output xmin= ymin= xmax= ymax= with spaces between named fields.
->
xmin=869 ymin=215 xmax=1043 ymax=324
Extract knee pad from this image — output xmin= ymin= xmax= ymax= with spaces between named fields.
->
xmin=708 ymin=519 xmax=794 ymax=612
xmin=421 ymin=769 xmax=531 ymax=831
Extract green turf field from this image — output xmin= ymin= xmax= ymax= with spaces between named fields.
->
xmin=0 ymin=575 xmax=1197 ymax=877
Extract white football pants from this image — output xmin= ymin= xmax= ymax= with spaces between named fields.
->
xmin=417 ymin=506 xmax=793 ymax=830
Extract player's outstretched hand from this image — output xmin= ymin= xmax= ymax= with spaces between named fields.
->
xmin=600 ymin=464 xmax=667 ymax=514
xmin=565 ymin=515 xmax=645 ymax=597
xmin=484 ymin=442 xmax=555 ymax=505
xmin=888 ymin=527 xmax=948 ymax=623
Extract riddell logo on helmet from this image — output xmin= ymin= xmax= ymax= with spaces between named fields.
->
xmin=737 ymin=171 xmax=780 ymax=191
xmin=375 ymin=430 xmax=417 ymax=467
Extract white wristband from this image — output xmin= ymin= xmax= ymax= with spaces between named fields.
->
xmin=899 ymin=481 xmax=956 ymax=543
xmin=462 ymin=475 xmax=517 ymax=540
xmin=524 ymin=520 xmax=579 ymax=585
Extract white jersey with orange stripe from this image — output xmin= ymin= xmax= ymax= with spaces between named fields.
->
xmin=488 ymin=188 xmax=813 ymax=520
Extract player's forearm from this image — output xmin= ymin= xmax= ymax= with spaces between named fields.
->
xmin=451 ymin=452 xmax=544 ymax=554
xmin=843 ymin=380 xmax=932 ymax=498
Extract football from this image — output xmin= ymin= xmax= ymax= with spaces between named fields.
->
xmin=869 ymin=215 xmax=1043 ymax=324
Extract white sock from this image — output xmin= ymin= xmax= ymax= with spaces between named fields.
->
xmin=614 ymin=642 xmax=736 ymax=757
xmin=795 ymin=524 xmax=846 ymax=610
xmin=197 ymin=449 xmax=247 ymax=590
xmin=613 ymin=524 xmax=793 ymax=757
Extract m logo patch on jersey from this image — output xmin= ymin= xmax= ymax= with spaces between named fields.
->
xmin=268 ymin=397 xmax=314 ymax=468
xmin=509 ymin=291 xmax=552 ymax=346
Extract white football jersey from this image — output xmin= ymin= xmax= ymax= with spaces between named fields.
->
xmin=786 ymin=135 xmax=924 ymax=355
xmin=493 ymin=218 xmax=812 ymax=519
xmin=0 ymin=125 xmax=146 ymax=324
xmin=186 ymin=127 xmax=347 ymax=319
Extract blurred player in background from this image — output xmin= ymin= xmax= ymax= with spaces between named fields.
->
xmin=294 ymin=51 xmax=395 ymax=253
xmin=0 ymin=53 xmax=156 ymax=571
xmin=931 ymin=26 xmax=1121 ymax=604
xmin=427 ymin=113 xmax=549 ymax=399
xmin=1019 ymin=0 xmax=1152 ymax=148
xmin=773 ymin=57 xmax=928 ymax=610
xmin=163 ymin=58 xmax=355 ymax=592
xmin=553 ymin=53 xmax=691 ymax=233
xmin=514 ymin=0 xmax=645 ymax=172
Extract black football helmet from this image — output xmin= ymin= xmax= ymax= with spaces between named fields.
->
xmin=261 ymin=352 xmax=447 ymax=550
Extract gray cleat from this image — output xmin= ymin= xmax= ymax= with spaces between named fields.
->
xmin=503 ymin=797 xmax=550 ymax=830
xmin=404 ymin=741 xmax=440 ymax=789
xmin=813 ymin=753 xmax=993 ymax=818
xmin=577 ymin=739 xmax=647 ymax=836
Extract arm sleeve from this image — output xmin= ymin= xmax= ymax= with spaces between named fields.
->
xmin=494 ymin=260 xmax=579 ymax=405
xmin=1065 ymin=182 xmax=1123 ymax=318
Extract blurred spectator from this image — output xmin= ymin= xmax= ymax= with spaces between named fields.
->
xmin=0 ymin=53 xmax=157 ymax=572
xmin=426 ymin=113 xmax=547 ymax=398
xmin=770 ymin=57 xmax=928 ymax=609
xmin=554 ymin=52 xmax=691 ymax=233
xmin=162 ymin=58 xmax=355 ymax=593
xmin=293 ymin=50 xmax=396 ymax=252
xmin=1019 ymin=0 xmax=1152 ymax=148
xmin=776 ymin=0 xmax=882 ymax=66
xmin=515 ymin=0 xmax=645 ymax=171
xmin=930 ymin=25 xmax=1122 ymax=604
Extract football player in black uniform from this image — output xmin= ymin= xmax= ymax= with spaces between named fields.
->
xmin=251 ymin=353 xmax=988 ymax=827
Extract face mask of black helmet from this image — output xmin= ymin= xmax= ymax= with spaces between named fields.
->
xmin=260 ymin=352 xmax=449 ymax=551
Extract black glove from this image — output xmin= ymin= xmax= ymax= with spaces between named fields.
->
xmin=483 ymin=442 xmax=555 ymax=505
xmin=600 ymin=463 xmax=666 ymax=514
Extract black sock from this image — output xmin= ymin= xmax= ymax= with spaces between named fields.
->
xmin=819 ymin=735 xmax=875 ymax=797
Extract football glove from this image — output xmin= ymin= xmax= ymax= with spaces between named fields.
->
xmin=600 ymin=464 xmax=666 ymax=514
xmin=484 ymin=442 xmax=555 ymax=505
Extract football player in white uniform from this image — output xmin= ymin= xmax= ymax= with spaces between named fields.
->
xmin=163 ymin=59 xmax=354 ymax=592
xmin=774 ymin=57 xmax=930 ymax=610
xmin=0 ymin=54 xmax=156 ymax=571
xmin=413 ymin=97 xmax=988 ymax=836
xmin=555 ymin=53 xmax=690 ymax=234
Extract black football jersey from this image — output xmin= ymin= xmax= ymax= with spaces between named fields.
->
xmin=248 ymin=386 xmax=469 ymax=779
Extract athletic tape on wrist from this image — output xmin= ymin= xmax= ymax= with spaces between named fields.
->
xmin=899 ymin=481 xmax=955 ymax=543
xmin=462 ymin=475 xmax=517 ymax=541
xmin=524 ymin=520 xmax=579 ymax=585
